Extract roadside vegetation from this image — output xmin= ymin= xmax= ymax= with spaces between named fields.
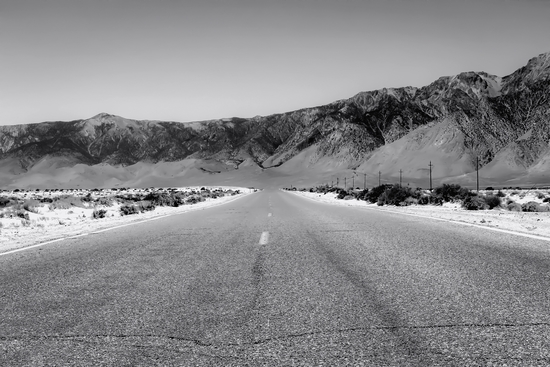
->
xmin=0 ymin=187 xmax=242 ymax=232
xmin=284 ymin=184 xmax=550 ymax=212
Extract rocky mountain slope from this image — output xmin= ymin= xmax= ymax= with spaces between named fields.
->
xmin=1 ymin=52 xmax=549 ymax=188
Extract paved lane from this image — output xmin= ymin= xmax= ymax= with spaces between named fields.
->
xmin=1 ymin=189 xmax=549 ymax=365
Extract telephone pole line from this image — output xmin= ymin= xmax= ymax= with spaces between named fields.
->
xmin=476 ymin=156 xmax=479 ymax=192
xmin=429 ymin=161 xmax=433 ymax=191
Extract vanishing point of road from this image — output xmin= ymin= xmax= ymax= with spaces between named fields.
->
xmin=1 ymin=189 xmax=549 ymax=366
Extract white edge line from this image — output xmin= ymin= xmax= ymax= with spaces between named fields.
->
xmin=0 ymin=192 xmax=254 ymax=257
xmin=0 ymin=238 xmax=65 ymax=256
xmin=289 ymin=191 xmax=550 ymax=243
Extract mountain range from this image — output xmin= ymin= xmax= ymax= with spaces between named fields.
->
xmin=1 ymin=52 xmax=549 ymax=189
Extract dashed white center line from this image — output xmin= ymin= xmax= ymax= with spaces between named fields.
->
xmin=259 ymin=231 xmax=269 ymax=245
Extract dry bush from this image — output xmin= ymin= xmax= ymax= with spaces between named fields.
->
xmin=507 ymin=202 xmax=522 ymax=212
xmin=23 ymin=199 xmax=42 ymax=213
xmin=522 ymin=201 xmax=550 ymax=212
xmin=0 ymin=197 xmax=11 ymax=207
xmin=462 ymin=195 xmax=488 ymax=210
xmin=49 ymin=195 xmax=84 ymax=210
xmin=484 ymin=195 xmax=502 ymax=209
xmin=92 ymin=209 xmax=107 ymax=219
xmin=120 ymin=204 xmax=139 ymax=216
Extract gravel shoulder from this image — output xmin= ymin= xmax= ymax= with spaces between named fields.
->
xmin=290 ymin=190 xmax=550 ymax=240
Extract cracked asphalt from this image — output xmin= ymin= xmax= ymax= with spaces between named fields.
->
xmin=1 ymin=189 xmax=550 ymax=366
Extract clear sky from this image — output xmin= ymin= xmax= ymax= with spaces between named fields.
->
xmin=1 ymin=0 xmax=549 ymax=125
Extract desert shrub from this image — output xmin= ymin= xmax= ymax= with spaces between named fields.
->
xmin=92 ymin=209 xmax=107 ymax=219
xmin=543 ymin=197 xmax=550 ymax=203
xmin=23 ymin=199 xmax=41 ymax=213
xmin=81 ymin=193 xmax=94 ymax=202
xmin=16 ymin=211 xmax=30 ymax=220
xmin=433 ymin=184 xmax=470 ymax=202
xmin=0 ymin=197 xmax=11 ymax=207
xmin=343 ymin=195 xmax=355 ymax=200
xmin=20 ymin=219 xmax=31 ymax=227
xmin=377 ymin=185 xmax=417 ymax=206
xmin=355 ymin=189 xmax=369 ymax=201
xmin=507 ymin=202 xmax=522 ymax=211
xmin=120 ymin=204 xmax=139 ymax=216
xmin=49 ymin=201 xmax=71 ymax=210
xmin=510 ymin=191 xmax=519 ymax=196
xmin=496 ymin=190 xmax=506 ymax=198
xmin=185 ymin=196 xmax=203 ymax=204
xmin=403 ymin=197 xmax=418 ymax=206
xmin=536 ymin=192 xmax=546 ymax=200
xmin=418 ymin=195 xmax=430 ymax=205
xmin=336 ymin=190 xmax=348 ymax=200
xmin=50 ymin=195 xmax=84 ymax=210
xmin=521 ymin=201 xmax=548 ymax=212
xmin=484 ymin=195 xmax=502 ymax=209
xmin=485 ymin=187 xmax=494 ymax=191
xmin=98 ymin=197 xmax=114 ymax=206
xmin=144 ymin=192 xmax=185 ymax=207
xmin=137 ymin=201 xmax=155 ymax=212
xmin=462 ymin=195 xmax=487 ymax=210
xmin=365 ymin=185 xmax=392 ymax=203
xmin=40 ymin=197 xmax=53 ymax=203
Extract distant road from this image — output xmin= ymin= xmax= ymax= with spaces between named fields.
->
xmin=2 ymin=190 xmax=549 ymax=365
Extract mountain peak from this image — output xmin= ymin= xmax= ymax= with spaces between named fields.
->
xmin=90 ymin=112 xmax=116 ymax=120
xmin=501 ymin=51 xmax=550 ymax=93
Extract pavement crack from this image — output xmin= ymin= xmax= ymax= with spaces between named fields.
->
xmin=0 ymin=333 xmax=216 ymax=347
xmin=2 ymin=321 xmax=548 ymax=348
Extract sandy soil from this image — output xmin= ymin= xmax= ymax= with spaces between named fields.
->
xmin=0 ymin=187 xmax=253 ymax=254
xmin=290 ymin=190 xmax=550 ymax=240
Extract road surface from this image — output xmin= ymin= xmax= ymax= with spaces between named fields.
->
xmin=1 ymin=189 xmax=549 ymax=366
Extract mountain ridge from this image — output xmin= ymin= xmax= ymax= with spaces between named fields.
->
xmin=1 ymin=51 xmax=549 ymax=188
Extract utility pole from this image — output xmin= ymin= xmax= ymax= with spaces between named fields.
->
xmin=399 ymin=169 xmax=402 ymax=187
xmin=476 ymin=156 xmax=479 ymax=192
xmin=378 ymin=171 xmax=381 ymax=187
xmin=352 ymin=176 xmax=355 ymax=189
xmin=344 ymin=177 xmax=347 ymax=189
xmin=337 ymin=177 xmax=339 ymax=187
xmin=364 ymin=173 xmax=367 ymax=190
xmin=429 ymin=161 xmax=433 ymax=191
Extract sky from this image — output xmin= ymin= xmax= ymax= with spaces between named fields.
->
xmin=1 ymin=0 xmax=550 ymax=126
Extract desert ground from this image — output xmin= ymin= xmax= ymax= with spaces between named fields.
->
xmin=290 ymin=189 xmax=550 ymax=240
xmin=0 ymin=186 xmax=254 ymax=254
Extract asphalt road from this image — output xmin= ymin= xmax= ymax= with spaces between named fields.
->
xmin=1 ymin=189 xmax=550 ymax=366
